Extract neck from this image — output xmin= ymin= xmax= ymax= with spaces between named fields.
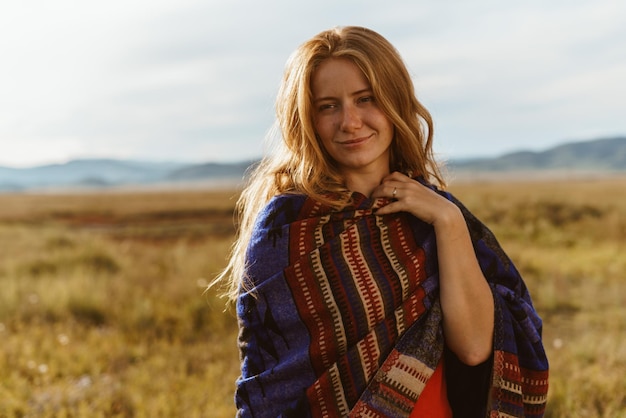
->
xmin=343 ymin=169 xmax=388 ymax=197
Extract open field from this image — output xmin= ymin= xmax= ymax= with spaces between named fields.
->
xmin=0 ymin=176 xmax=625 ymax=417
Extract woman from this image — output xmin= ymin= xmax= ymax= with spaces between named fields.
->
xmin=215 ymin=26 xmax=548 ymax=417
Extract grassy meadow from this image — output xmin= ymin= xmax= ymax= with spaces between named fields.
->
xmin=0 ymin=176 xmax=624 ymax=417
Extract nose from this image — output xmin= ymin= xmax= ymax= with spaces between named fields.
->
xmin=340 ymin=104 xmax=362 ymax=132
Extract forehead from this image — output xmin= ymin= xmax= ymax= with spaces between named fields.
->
xmin=311 ymin=58 xmax=370 ymax=97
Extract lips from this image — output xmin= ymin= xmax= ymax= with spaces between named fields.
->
xmin=337 ymin=134 xmax=372 ymax=145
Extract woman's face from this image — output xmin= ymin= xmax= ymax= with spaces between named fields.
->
xmin=311 ymin=58 xmax=394 ymax=180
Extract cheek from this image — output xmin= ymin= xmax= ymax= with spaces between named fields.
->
xmin=313 ymin=121 xmax=329 ymax=151
xmin=314 ymin=118 xmax=335 ymax=143
xmin=378 ymin=115 xmax=394 ymax=140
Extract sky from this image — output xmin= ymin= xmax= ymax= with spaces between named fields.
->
xmin=1 ymin=0 xmax=625 ymax=168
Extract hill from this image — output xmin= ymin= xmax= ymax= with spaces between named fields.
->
xmin=0 ymin=159 xmax=187 ymax=191
xmin=1 ymin=137 xmax=624 ymax=191
xmin=165 ymin=161 xmax=253 ymax=181
xmin=450 ymin=137 xmax=626 ymax=171
xmin=0 ymin=158 xmax=257 ymax=192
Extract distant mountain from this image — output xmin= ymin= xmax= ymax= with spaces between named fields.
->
xmin=1 ymin=137 xmax=624 ymax=191
xmin=450 ymin=137 xmax=626 ymax=171
xmin=0 ymin=158 xmax=261 ymax=191
xmin=0 ymin=159 xmax=189 ymax=191
xmin=165 ymin=160 xmax=255 ymax=181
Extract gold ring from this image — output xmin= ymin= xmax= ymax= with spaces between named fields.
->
xmin=392 ymin=187 xmax=397 ymax=198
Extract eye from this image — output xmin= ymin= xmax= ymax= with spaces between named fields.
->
xmin=317 ymin=103 xmax=336 ymax=112
xmin=357 ymin=95 xmax=375 ymax=104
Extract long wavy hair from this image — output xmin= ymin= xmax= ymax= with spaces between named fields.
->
xmin=212 ymin=26 xmax=445 ymax=301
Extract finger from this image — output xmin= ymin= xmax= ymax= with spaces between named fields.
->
xmin=374 ymin=200 xmax=403 ymax=216
xmin=371 ymin=182 xmax=400 ymax=200
xmin=382 ymin=171 xmax=411 ymax=184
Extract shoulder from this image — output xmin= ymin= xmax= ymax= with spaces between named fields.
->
xmin=416 ymin=176 xmax=456 ymax=203
xmin=244 ymin=194 xmax=308 ymax=285
xmin=253 ymin=194 xmax=308 ymax=233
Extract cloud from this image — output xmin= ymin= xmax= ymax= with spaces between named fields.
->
xmin=1 ymin=0 xmax=625 ymax=166
xmin=388 ymin=1 xmax=626 ymax=156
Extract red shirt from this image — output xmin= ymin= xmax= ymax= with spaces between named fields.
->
xmin=410 ymin=359 xmax=452 ymax=417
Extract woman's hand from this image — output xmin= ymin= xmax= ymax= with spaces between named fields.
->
xmin=371 ymin=172 xmax=460 ymax=227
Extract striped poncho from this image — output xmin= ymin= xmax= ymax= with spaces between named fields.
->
xmin=235 ymin=185 xmax=549 ymax=417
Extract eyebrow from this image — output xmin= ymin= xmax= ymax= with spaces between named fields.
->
xmin=313 ymin=88 xmax=373 ymax=103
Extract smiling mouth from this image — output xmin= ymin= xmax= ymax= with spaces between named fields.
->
xmin=338 ymin=134 xmax=371 ymax=145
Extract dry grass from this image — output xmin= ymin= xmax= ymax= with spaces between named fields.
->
xmin=0 ymin=189 xmax=240 ymax=417
xmin=0 ymin=177 xmax=624 ymax=417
